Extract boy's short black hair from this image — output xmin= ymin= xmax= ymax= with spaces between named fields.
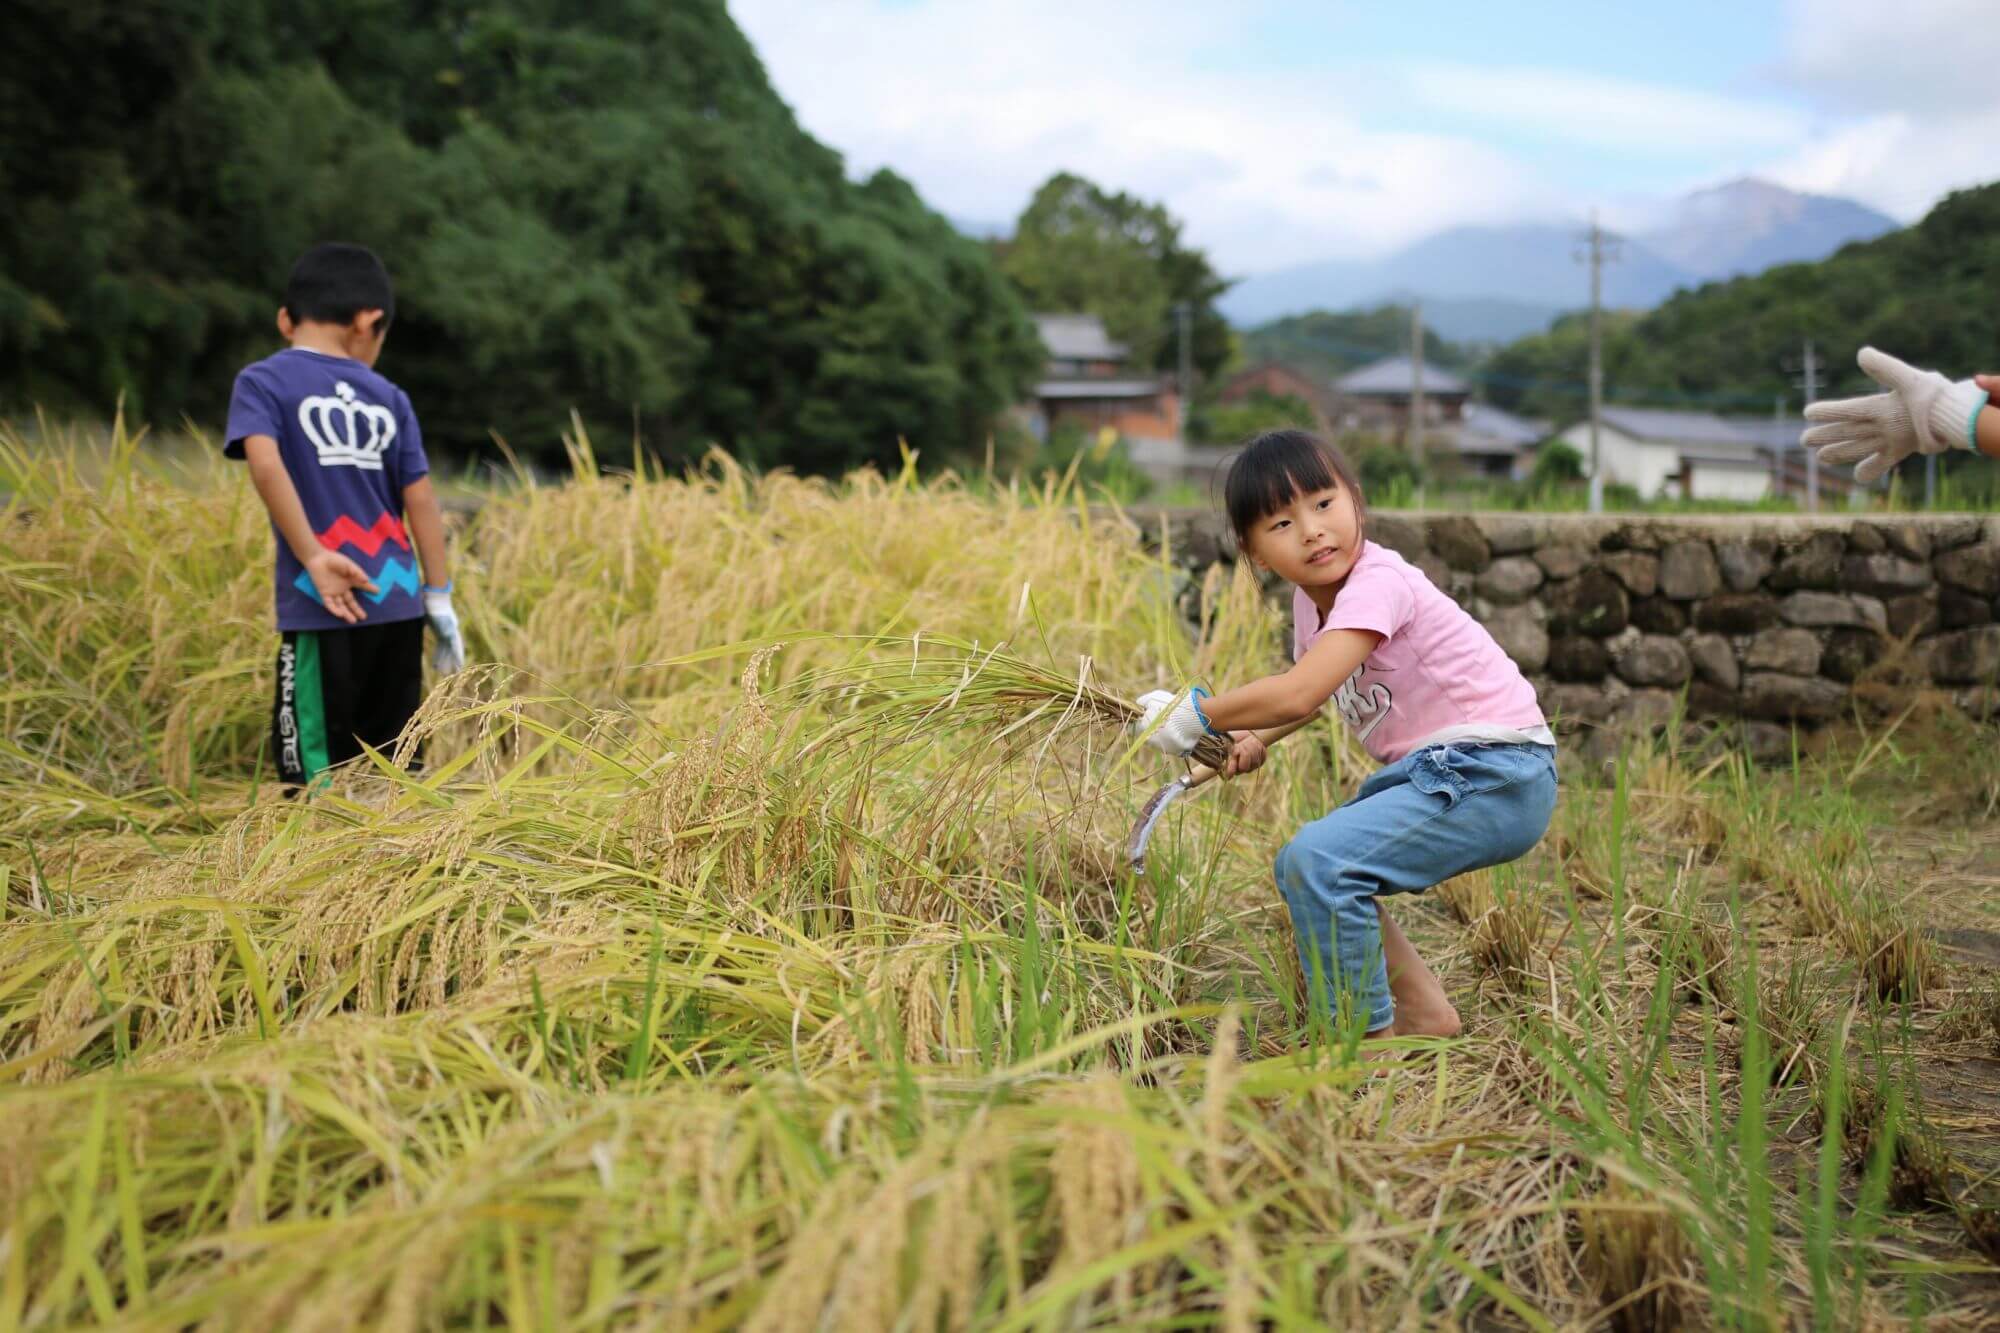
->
xmin=1222 ymin=428 xmax=1367 ymax=549
xmin=284 ymin=243 xmax=394 ymax=333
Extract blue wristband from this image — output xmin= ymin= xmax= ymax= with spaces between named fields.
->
xmin=1190 ymin=685 xmax=1219 ymax=735
xmin=1965 ymin=390 xmax=1989 ymax=452
xmin=422 ymin=580 xmax=453 ymax=596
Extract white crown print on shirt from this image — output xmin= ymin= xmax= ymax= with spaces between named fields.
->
xmin=298 ymin=380 xmax=397 ymax=470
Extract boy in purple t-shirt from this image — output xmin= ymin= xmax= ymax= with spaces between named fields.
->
xmin=224 ymin=243 xmax=467 ymax=790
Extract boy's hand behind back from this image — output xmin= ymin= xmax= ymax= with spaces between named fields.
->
xmin=305 ymin=549 xmax=378 ymax=624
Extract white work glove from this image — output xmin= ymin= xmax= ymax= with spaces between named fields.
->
xmin=422 ymin=583 xmax=467 ymax=675
xmin=1801 ymin=347 xmax=1988 ymax=484
xmin=1131 ymin=687 xmax=1215 ymax=758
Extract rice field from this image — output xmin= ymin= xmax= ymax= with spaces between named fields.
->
xmin=6 ymin=418 xmax=2000 ymax=1329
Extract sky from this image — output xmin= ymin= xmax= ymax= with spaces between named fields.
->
xmin=729 ymin=0 xmax=2000 ymax=276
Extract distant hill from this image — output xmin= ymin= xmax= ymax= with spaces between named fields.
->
xmin=1638 ymin=178 xmax=1897 ymax=284
xmin=1221 ymin=224 xmax=1692 ymax=339
xmin=1477 ymin=182 xmax=2000 ymax=423
xmin=1379 ymin=296 xmax=1565 ymax=345
xmin=1239 ymin=306 xmax=1468 ymax=382
xmin=1220 ymin=179 xmax=1904 ymax=343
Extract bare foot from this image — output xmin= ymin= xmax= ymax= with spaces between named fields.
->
xmin=1341 ymin=1020 xmax=1452 ymax=1078
xmin=1391 ymin=1005 xmax=1462 ymax=1039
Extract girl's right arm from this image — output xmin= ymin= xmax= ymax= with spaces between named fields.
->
xmin=1198 ymin=628 xmax=1381 ymax=733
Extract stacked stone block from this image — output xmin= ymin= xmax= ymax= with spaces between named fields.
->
xmin=1137 ymin=509 xmax=2000 ymax=754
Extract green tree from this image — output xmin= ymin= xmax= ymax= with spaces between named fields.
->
xmin=1012 ymin=419 xmax=1153 ymax=502
xmin=1188 ymin=388 xmax=1317 ymax=445
xmin=1528 ymin=438 xmax=1586 ymax=490
xmin=1240 ymin=306 xmax=1467 ymax=382
xmin=1355 ymin=440 xmax=1422 ymax=496
xmin=0 ymin=0 xmax=1043 ymax=473
xmin=1478 ymin=310 xmax=1658 ymax=420
xmin=1000 ymin=173 xmax=1232 ymax=384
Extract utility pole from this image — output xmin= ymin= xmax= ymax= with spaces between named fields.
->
xmin=1408 ymin=301 xmax=1425 ymax=465
xmin=1172 ymin=301 xmax=1192 ymax=443
xmin=1773 ymin=393 xmax=1786 ymax=498
xmin=1576 ymin=212 xmax=1619 ymax=514
xmin=1802 ymin=340 xmax=1819 ymax=513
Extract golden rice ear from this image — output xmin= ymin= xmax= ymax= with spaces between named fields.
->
xmin=32 ymin=412 xmax=2000 ymax=1331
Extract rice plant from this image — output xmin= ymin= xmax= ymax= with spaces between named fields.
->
xmin=4 ymin=425 xmax=2000 ymax=1327
xmin=1467 ymin=868 xmax=1548 ymax=988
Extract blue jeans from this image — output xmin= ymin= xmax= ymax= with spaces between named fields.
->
xmin=1274 ymin=742 xmax=1557 ymax=1031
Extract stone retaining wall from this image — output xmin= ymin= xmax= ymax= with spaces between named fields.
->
xmin=1132 ymin=508 xmax=2000 ymax=752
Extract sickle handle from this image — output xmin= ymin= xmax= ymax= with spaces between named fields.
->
xmin=1182 ymin=710 xmax=1324 ymax=793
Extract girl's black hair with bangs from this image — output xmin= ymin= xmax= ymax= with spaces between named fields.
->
xmin=1222 ymin=428 xmax=1366 ymax=550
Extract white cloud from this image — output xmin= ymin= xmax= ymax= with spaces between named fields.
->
xmin=1780 ymin=0 xmax=2000 ymax=114
xmin=729 ymin=0 xmax=1563 ymax=274
xmin=1767 ymin=0 xmax=2000 ymax=220
xmin=1761 ymin=109 xmax=2000 ymax=221
xmin=728 ymin=0 xmax=1995 ymax=277
xmin=1407 ymin=64 xmax=1810 ymax=154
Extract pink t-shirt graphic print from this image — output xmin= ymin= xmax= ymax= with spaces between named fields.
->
xmin=1293 ymin=540 xmax=1548 ymax=764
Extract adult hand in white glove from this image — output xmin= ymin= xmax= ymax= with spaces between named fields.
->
xmin=1801 ymin=347 xmax=1988 ymax=484
xmin=423 ymin=583 xmax=467 ymax=675
xmin=1131 ymin=687 xmax=1214 ymax=758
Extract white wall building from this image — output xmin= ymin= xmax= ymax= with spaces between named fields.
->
xmin=1555 ymin=407 xmax=1773 ymax=501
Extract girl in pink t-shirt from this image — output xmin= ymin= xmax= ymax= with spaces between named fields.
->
xmin=1132 ymin=429 xmax=1557 ymax=1042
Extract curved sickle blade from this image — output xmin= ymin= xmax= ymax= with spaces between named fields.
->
xmin=1126 ymin=776 xmax=1192 ymax=872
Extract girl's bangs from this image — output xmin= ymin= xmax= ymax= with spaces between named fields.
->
xmin=1225 ymin=431 xmax=1341 ymax=534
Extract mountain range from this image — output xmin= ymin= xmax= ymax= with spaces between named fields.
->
xmin=1218 ymin=179 xmax=1900 ymax=343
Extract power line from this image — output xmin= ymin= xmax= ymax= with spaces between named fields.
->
xmin=1251 ymin=324 xmax=1828 ymax=410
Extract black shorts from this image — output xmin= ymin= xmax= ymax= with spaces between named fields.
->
xmin=272 ymin=618 xmax=424 ymax=788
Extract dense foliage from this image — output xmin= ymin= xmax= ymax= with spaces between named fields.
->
xmin=1528 ymin=438 xmax=1586 ymax=489
xmin=1000 ymin=173 xmax=1232 ymax=385
xmin=1240 ymin=306 xmax=1467 ymax=381
xmin=1354 ymin=439 xmax=1423 ymax=495
xmin=0 ymin=0 xmax=1043 ymax=470
xmin=1476 ymin=310 xmax=1650 ymax=420
xmin=1188 ymin=386 xmax=1319 ymax=445
xmin=1481 ymin=184 xmax=2000 ymax=425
